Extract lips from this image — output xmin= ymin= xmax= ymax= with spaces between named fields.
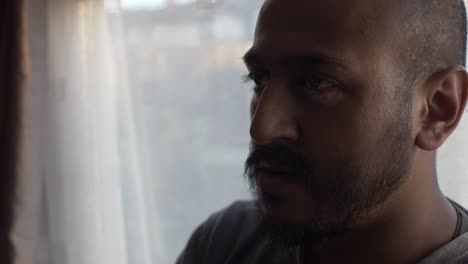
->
xmin=256 ymin=166 xmax=290 ymax=194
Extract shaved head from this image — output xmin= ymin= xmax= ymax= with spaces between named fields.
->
xmin=256 ymin=0 xmax=467 ymax=82
xmin=395 ymin=0 xmax=467 ymax=81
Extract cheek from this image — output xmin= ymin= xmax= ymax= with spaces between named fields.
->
xmin=299 ymin=107 xmax=366 ymax=158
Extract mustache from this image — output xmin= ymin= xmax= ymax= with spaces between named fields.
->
xmin=244 ymin=142 xmax=311 ymax=183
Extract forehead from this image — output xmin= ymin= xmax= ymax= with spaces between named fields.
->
xmin=252 ymin=0 xmax=396 ymax=67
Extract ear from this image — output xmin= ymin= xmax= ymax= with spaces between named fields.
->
xmin=415 ymin=66 xmax=468 ymax=151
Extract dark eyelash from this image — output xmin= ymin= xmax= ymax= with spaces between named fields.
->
xmin=242 ymin=73 xmax=253 ymax=83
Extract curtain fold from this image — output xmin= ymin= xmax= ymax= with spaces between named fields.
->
xmin=34 ymin=1 xmax=129 ymax=263
xmin=21 ymin=0 xmax=152 ymax=263
xmin=0 ymin=0 xmax=26 ymax=263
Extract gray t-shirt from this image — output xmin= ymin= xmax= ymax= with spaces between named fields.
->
xmin=176 ymin=200 xmax=468 ymax=264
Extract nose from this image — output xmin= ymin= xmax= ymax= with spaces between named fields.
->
xmin=249 ymin=80 xmax=300 ymax=145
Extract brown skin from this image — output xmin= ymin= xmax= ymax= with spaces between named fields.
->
xmin=244 ymin=0 xmax=468 ymax=263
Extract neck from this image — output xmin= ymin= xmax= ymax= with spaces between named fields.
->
xmin=303 ymin=151 xmax=457 ymax=264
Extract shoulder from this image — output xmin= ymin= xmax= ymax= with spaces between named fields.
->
xmin=419 ymin=233 xmax=468 ymax=264
xmin=176 ymin=200 xmax=260 ymax=264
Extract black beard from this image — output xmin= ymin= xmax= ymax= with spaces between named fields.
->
xmin=244 ymin=143 xmax=309 ymax=188
xmin=253 ymin=197 xmax=351 ymax=248
xmin=244 ymin=143 xmax=355 ymax=247
xmin=244 ymin=137 xmax=412 ymax=247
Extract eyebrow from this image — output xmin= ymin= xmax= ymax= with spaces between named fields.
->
xmin=242 ymin=49 xmax=348 ymax=71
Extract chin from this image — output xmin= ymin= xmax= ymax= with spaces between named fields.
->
xmin=254 ymin=196 xmax=352 ymax=246
xmin=257 ymin=192 xmax=312 ymax=223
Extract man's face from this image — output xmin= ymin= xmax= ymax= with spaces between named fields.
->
xmin=244 ymin=0 xmax=416 ymax=246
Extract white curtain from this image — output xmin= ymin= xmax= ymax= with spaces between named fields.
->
xmin=14 ymin=0 xmax=468 ymax=263
xmin=22 ymin=0 xmax=132 ymax=263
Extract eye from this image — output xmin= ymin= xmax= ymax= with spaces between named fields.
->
xmin=294 ymin=77 xmax=339 ymax=95
xmin=243 ymin=70 xmax=270 ymax=94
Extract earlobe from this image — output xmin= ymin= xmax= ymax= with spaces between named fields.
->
xmin=415 ymin=66 xmax=468 ymax=151
xmin=415 ymin=126 xmax=447 ymax=151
